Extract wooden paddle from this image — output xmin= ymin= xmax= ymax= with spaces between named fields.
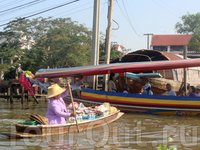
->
xmin=68 ymin=81 xmax=80 ymax=132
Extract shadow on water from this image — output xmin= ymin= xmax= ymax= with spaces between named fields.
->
xmin=1 ymin=98 xmax=200 ymax=149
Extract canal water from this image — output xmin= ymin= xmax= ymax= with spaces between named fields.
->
xmin=1 ymin=98 xmax=200 ymax=150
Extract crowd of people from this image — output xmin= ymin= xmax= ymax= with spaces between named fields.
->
xmin=107 ymin=72 xmax=200 ymax=97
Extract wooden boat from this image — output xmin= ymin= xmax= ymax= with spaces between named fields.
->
xmin=32 ymin=58 xmax=200 ymax=116
xmin=1 ymin=110 xmax=123 ymax=139
xmin=112 ymin=50 xmax=200 ymax=95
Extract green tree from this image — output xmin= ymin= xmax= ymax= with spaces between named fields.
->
xmin=175 ymin=12 xmax=200 ymax=51
xmin=99 ymin=41 xmax=122 ymax=61
xmin=0 ymin=31 xmax=24 ymax=80
xmin=0 ymin=17 xmax=92 ymax=74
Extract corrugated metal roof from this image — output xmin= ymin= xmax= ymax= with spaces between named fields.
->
xmin=151 ymin=34 xmax=192 ymax=46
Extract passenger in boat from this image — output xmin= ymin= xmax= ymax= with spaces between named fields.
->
xmin=195 ymin=85 xmax=200 ymax=97
xmin=182 ymin=86 xmax=196 ymax=96
xmin=123 ymin=83 xmax=130 ymax=93
xmin=108 ymin=72 xmax=117 ymax=92
xmin=188 ymin=86 xmax=196 ymax=96
xmin=46 ymin=83 xmax=76 ymax=125
xmin=142 ymin=83 xmax=153 ymax=95
xmin=165 ymin=83 xmax=176 ymax=96
xmin=70 ymin=74 xmax=84 ymax=98
xmin=138 ymin=87 xmax=144 ymax=94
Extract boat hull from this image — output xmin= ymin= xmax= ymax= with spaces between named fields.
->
xmin=64 ymin=88 xmax=200 ymax=116
xmin=8 ymin=110 xmax=123 ymax=138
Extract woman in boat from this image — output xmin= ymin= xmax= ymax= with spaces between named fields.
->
xmin=188 ymin=86 xmax=196 ymax=96
xmin=108 ymin=73 xmax=117 ymax=92
xmin=142 ymin=83 xmax=153 ymax=95
xmin=46 ymin=82 xmax=76 ymax=125
xmin=182 ymin=86 xmax=195 ymax=96
xmin=123 ymin=83 xmax=130 ymax=93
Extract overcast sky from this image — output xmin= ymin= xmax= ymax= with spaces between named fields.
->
xmin=0 ymin=0 xmax=200 ymax=51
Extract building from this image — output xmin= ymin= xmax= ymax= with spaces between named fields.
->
xmin=111 ymin=42 xmax=131 ymax=55
xmin=150 ymin=34 xmax=193 ymax=54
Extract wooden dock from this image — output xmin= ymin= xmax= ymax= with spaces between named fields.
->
xmin=0 ymin=83 xmax=47 ymax=104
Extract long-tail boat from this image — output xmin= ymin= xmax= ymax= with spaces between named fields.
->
xmin=33 ymin=58 xmax=200 ymax=116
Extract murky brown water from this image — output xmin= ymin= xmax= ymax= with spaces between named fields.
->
xmin=1 ymin=98 xmax=200 ymax=150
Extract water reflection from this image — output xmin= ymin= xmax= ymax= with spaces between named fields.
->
xmin=1 ymin=98 xmax=200 ymax=149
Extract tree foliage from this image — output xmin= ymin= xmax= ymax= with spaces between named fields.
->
xmin=0 ymin=17 xmax=92 ymax=75
xmin=99 ymin=41 xmax=122 ymax=61
xmin=175 ymin=12 xmax=200 ymax=51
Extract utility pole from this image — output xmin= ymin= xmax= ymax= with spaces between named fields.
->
xmin=144 ymin=33 xmax=153 ymax=49
xmin=90 ymin=0 xmax=101 ymax=90
xmin=104 ymin=0 xmax=114 ymax=91
xmin=184 ymin=45 xmax=188 ymax=94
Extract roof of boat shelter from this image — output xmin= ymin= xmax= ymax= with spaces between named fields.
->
xmin=111 ymin=49 xmax=182 ymax=63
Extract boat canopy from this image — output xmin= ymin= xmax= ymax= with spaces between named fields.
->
xmin=35 ymin=58 xmax=200 ymax=78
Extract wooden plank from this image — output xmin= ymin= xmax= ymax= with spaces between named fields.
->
xmin=21 ymin=87 xmax=24 ymax=104
xmin=10 ymin=85 xmax=13 ymax=103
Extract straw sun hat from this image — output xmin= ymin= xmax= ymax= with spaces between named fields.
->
xmin=46 ymin=84 xmax=66 ymax=99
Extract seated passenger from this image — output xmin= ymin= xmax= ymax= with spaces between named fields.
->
xmin=123 ymin=84 xmax=130 ymax=93
xmin=70 ymin=74 xmax=83 ymax=98
xmin=108 ymin=73 xmax=117 ymax=92
xmin=195 ymin=85 xmax=200 ymax=97
xmin=46 ymin=83 xmax=76 ymax=125
xmin=188 ymin=86 xmax=196 ymax=97
xmin=138 ymin=87 xmax=144 ymax=94
xmin=142 ymin=83 xmax=153 ymax=95
xmin=165 ymin=83 xmax=176 ymax=96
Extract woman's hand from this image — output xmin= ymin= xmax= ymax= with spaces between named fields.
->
xmin=70 ymin=112 xmax=76 ymax=117
xmin=67 ymin=80 xmax=71 ymax=89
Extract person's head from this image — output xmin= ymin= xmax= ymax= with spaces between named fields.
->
xmin=144 ymin=83 xmax=151 ymax=90
xmin=109 ymin=73 xmax=115 ymax=81
xmin=46 ymin=84 xmax=66 ymax=100
xmin=74 ymin=74 xmax=83 ymax=80
xmin=189 ymin=86 xmax=195 ymax=94
xmin=195 ymin=85 xmax=200 ymax=94
xmin=166 ymin=83 xmax=172 ymax=91
xmin=123 ymin=83 xmax=130 ymax=92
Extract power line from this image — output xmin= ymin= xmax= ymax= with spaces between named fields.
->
xmin=0 ymin=0 xmax=42 ymax=14
xmin=57 ymin=1 xmax=108 ymax=18
xmin=0 ymin=0 xmax=80 ymax=27
xmin=0 ymin=0 xmax=23 ymax=9
xmin=124 ymin=0 xmax=143 ymax=35
xmin=53 ymin=1 xmax=93 ymax=18
xmin=151 ymin=0 xmax=179 ymax=17
xmin=116 ymin=0 xmax=143 ymax=37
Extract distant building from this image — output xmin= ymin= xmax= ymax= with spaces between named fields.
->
xmin=111 ymin=42 xmax=130 ymax=55
xmin=150 ymin=34 xmax=193 ymax=54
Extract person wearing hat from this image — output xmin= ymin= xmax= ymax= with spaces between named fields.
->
xmin=123 ymin=83 xmax=130 ymax=93
xmin=165 ymin=83 xmax=176 ymax=96
xmin=46 ymin=82 xmax=76 ymax=125
xmin=196 ymin=85 xmax=200 ymax=97
xmin=70 ymin=74 xmax=84 ymax=98
xmin=142 ymin=83 xmax=153 ymax=95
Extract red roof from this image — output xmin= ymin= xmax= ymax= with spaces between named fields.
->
xmin=151 ymin=35 xmax=193 ymax=46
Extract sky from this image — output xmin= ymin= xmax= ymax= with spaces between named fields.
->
xmin=0 ymin=0 xmax=200 ymax=52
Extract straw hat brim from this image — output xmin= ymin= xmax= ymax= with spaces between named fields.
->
xmin=46 ymin=88 xmax=66 ymax=99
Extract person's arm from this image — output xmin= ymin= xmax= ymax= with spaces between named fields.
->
xmin=109 ymin=83 xmax=112 ymax=92
xmin=70 ymin=78 xmax=75 ymax=85
xmin=61 ymin=81 xmax=71 ymax=98
xmin=51 ymin=103 xmax=71 ymax=119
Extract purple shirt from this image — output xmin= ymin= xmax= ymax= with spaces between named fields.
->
xmin=123 ymin=90 xmax=128 ymax=93
xmin=46 ymin=89 xmax=70 ymax=125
